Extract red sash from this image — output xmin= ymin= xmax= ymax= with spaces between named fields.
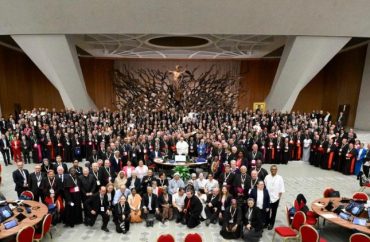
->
xmin=328 ymin=152 xmax=334 ymax=169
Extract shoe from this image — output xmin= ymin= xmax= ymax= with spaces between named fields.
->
xmin=211 ymin=219 xmax=217 ymax=224
xmin=205 ymin=219 xmax=210 ymax=226
xmin=267 ymin=225 xmax=273 ymax=230
xmin=175 ymin=219 xmax=180 ymax=224
xmin=101 ymin=227 xmax=109 ymax=232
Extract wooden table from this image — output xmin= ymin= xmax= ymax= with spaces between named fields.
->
xmin=311 ymin=198 xmax=370 ymax=234
xmin=0 ymin=200 xmax=48 ymax=239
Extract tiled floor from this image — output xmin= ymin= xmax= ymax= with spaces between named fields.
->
xmin=0 ymin=130 xmax=369 ymax=242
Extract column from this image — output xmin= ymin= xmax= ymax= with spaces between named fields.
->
xmin=265 ymin=36 xmax=350 ymax=112
xmin=355 ymin=43 xmax=370 ymax=130
xmin=12 ymin=35 xmax=96 ymax=111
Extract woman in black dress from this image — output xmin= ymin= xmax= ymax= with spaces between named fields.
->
xmin=113 ymin=195 xmax=131 ymax=233
xmin=243 ymin=198 xmax=263 ymax=242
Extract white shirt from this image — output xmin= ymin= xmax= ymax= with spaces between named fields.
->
xmin=135 ymin=165 xmax=148 ymax=180
xmin=173 ymin=193 xmax=185 ymax=209
xmin=205 ymin=179 xmax=219 ymax=193
xmin=303 ymin=139 xmax=312 ymax=148
xmin=176 ymin=141 xmax=189 ymax=155
xmin=196 ymin=178 xmax=207 ymax=190
xmin=256 ymin=189 xmax=264 ymax=209
xmin=264 ymin=174 xmax=285 ymax=203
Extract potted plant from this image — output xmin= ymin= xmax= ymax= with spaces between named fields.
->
xmin=172 ymin=166 xmax=190 ymax=181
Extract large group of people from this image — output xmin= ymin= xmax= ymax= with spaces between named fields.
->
xmin=1 ymin=107 xmax=369 ymax=240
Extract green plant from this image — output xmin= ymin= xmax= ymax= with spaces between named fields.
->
xmin=172 ymin=166 xmax=190 ymax=181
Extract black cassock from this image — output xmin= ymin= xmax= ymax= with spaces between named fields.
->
xmin=184 ymin=195 xmax=202 ymax=228
xmin=63 ymin=175 xmax=83 ymax=226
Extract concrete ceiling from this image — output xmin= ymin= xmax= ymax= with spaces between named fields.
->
xmin=74 ymin=34 xmax=286 ymax=59
xmin=1 ymin=0 xmax=370 ymax=37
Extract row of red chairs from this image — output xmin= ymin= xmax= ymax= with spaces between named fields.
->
xmin=16 ymin=213 xmax=52 ymax=242
xmin=158 ymin=233 xmax=202 ymax=242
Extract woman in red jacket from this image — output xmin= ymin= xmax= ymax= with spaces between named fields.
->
xmin=11 ymin=135 xmax=22 ymax=162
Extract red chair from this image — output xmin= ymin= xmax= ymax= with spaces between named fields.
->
xmin=293 ymin=200 xmax=318 ymax=226
xmin=299 ymin=224 xmax=327 ymax=242
xmin=157 ymin=234 xmax=175 ymax=242
xmin=33 ymin=214 xmax=52 ymax=242
xmin=20 ymin=190 xmax=34 ymax=200
xmin=16 ymin=225 xmax=35 ymax=242
xmin=323 ymin=187 xmax=335 ymax=198
xmin=349 ymin=233 xmax=370 ymax=242
xmin=272 ymin=211 xmax=306 ymax=242
xmin=352 ymin=192 xmax=368 ymax=202
xmin=185 ymin=233 xmax=202 ymax=242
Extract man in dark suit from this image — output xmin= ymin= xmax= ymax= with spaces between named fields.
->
xmin=54 ymin=155 xmax=68 ymax=174
xmin=218 ymin=164 xmax=235 ymax=188
xmin=12 ymin=161 xmax=30 ymax=197
xmin=85 ymin=186 xmax=111 ymax=232
xmin=141 ymin=169 xmax=158 ymax=194
xmin=141 ymin=186 xmax=159 ymax=220
xmin=247 ymin=144 xmax=263 ymax=171
xmin=0 ymin=134 xmax=11 ymax=166
xmin=205 ymin=187 xmax=221 ymax=226
xmin=56 ymin=165 xmax=68 ymax=201
xmin=109 ymin=150 xmax=122 ymax=175
xmin=29 ymin=164 xmax=45 ymax=202
xmin=88 ymin=149 xmax=99 ymax=164
xmin=21 ymin=135 xmax=32 ymax=164
xmin=98 ymin=160 xmax=115 ymax=186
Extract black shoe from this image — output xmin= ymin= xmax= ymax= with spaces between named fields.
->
xmin=175 ymin=219 xmax=180 ymax=224
xmin=263 ymin=224 xmax=268 ymax=229
xmin=211 ymin=219 xmax=217 ymax=224
xmin=267 ymin=225 xmax=273 ymax=230
xmin=101 ymin=227 xmax=109 ymax=232
xmin=205 ymin=219 xmax=210 ymax=226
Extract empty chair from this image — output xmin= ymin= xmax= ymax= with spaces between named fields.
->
xmin=349 ymin=233 xmax=370 ymax=242
xmin=33 ymin=214 xmax=53 ymax=242
xmin=157 ymin=234 xmax=175 ymax=242
xmin=300 ymin=224 xmax=327 ymax=242
xmin=184 ymin=233 xmax=202 ymax=242
xmin=352 ymin=192 xmax=368 ymax=202
xmin=272 ymin=211 xmax=306 ymax=242
xmin=16 ymin=226 xmax=35 ymax=242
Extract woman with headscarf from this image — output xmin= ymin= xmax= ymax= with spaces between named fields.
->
xmin=242 ymin=198 xmax=263 ymax=242
xmin=114 ymin=171 xmax=127 ymax=190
